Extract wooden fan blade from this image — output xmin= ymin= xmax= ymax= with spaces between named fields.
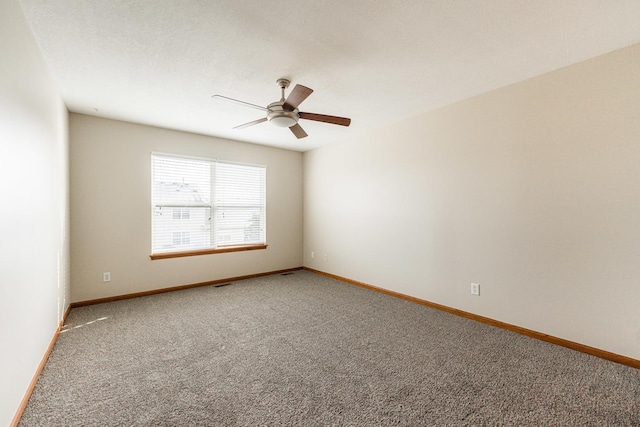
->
xmin=283 ymin=85 xmax=313 ymax=111
xmin=212 ymin=95 xmax=268 ymax=112
xmin=233 ymin=117 xmax=268 ymax=129
xmin=299 ymin=112 xmax=351 ymax=127
xmin=289 ymin=123 xmax=308 ymax=139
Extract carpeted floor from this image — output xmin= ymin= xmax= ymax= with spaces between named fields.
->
xmin=19 ymin=270 xmax=640 ymax=426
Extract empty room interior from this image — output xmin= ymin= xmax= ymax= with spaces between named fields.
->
xmin=2 ymin=0 xmax=640 ymax=425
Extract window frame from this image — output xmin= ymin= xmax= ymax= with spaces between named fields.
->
xmin=150 ymin=152 xmax=267 ymax=260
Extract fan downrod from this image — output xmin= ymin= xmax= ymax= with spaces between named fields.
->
xmin=269 ymin=79 xmax=298 ymax=127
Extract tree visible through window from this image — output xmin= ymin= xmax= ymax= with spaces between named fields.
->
xmin=151 ymin=154 xmax=266 ymax=254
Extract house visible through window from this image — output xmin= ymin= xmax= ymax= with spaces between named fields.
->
xmin=151 ymin=153 xmax=266 ymax=255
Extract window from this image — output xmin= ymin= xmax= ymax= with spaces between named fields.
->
xmin=172 ymin=231 xmax=191 ymax=246
xmin=172 ymin=208 xmax=190 ymax=220
xmin=151 ymin=153 xmax=266 ymax=258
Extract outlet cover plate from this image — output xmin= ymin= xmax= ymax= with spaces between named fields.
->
xmin=471 ymin=283 xmax=480 ymax=296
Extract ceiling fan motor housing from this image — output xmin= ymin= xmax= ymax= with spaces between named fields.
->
xmin=267 ymin=101 xmax=299 ymax=127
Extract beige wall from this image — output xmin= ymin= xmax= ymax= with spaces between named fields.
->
xmin=304 ymin=43 xmax=640 ymax=360
xmin=0 ymin=0 xmax=70 ymax=424
xmin=70 ymin=114 xmax=303 ymax=302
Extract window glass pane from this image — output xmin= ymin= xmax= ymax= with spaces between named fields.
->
xmin=172 ymin=208 xmax=190 ymax=219
xmin=216 ymin=162 xmax=266 ymax=206
xmin=216 ymin=206 xmax=265 ymax=246
xmin=153 ymin=156 xmax=210 ymax=205
xmin=172 ymin=231 xmax=190 ymax=245
xmin=153 ymin=207 xmax=211 ymax=253
xmin=216 ymin=162 xmax=266 ymax=246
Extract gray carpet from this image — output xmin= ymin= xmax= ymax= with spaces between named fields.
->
xmin=19 ymin=270 xmax=640 ymax=426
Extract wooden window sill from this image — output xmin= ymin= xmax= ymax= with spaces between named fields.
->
xmin=150 ymin=244 xmax=267 ymax=260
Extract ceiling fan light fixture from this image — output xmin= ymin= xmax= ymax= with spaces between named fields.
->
xmin=269 ymin=114 xmax=298 ymax=127
xmin=267 ymin=103 xmax=299 ymax=127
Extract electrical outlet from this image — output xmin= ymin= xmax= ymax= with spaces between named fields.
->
xmin=311 ymin=251 xmax=315 ymax=259
xmin=103 ymin=272 xmax=111 ymax=282
xmin=470 ymin=283 xmax=480 ymax=296
xmin=324 ymin=253 xmax=328 ymax=262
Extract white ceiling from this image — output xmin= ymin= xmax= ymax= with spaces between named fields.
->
xmin=19 ymin=1 xmax=640 ymax=152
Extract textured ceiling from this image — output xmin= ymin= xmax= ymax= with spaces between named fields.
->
xmin=19 ymin=1 xmax=640 ymax=152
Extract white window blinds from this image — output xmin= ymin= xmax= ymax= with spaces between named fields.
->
xmin=152 ymin=154 xmax=266 ymax=254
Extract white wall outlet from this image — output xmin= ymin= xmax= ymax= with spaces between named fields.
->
xmin=103 ymin=272 xmax=111 ymax=282
xmin=311 ymin=251 xmax=315 ymax=259
xmin=324 ymin=253 xmax=328 ymax=262
xmin=471 ymin=283 xmax=480 ymax=296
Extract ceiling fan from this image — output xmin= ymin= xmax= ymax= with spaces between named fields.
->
xmin=212 ymin=79 xmax=351 ymax=139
